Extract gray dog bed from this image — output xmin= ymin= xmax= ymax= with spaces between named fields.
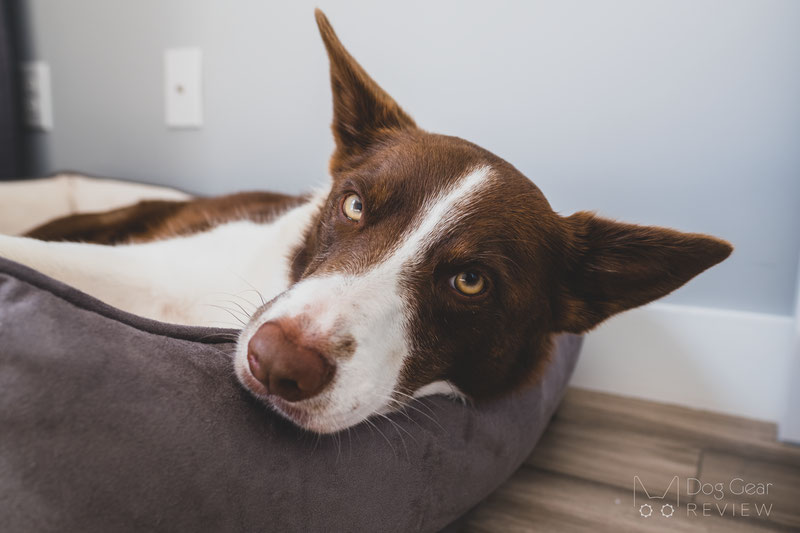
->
xmin=0 ymin=256 xmax=582 ymax=532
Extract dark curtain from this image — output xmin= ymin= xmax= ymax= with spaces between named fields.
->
xmin=0 ymin=0 xmax=21 ymax=179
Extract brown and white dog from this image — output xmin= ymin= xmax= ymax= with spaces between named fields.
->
xmin=0 ymin=11 xmax=731 ymax=433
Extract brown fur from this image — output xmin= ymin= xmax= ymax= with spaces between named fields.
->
xmin=297 ymin=11 xmax=733 ymax=400
xmin=24 ymin=10 xmax=733 ymax=403
xmin=26 ymin=191 xmax=303 ymax=244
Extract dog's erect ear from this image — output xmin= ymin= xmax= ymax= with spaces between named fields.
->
xmin=554 ymin=212 xmax=732 ymax=333
xmin=315 ymin=9 xmax=416 ymax=171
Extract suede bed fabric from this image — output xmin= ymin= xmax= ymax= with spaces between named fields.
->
xmin=0 ymin=256 xmax=582 ymax=532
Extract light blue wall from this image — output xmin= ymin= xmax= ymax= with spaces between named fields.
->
xmin=15 ymin=0 xmax=800 ymax=315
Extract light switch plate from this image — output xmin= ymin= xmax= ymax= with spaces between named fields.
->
xmin=21 ymin=61 xmax=53 ymax=131
xmin=164 ymin=48 xmax=203 ymax=128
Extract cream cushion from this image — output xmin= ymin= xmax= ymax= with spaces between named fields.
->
xmin=0 ymin=173 xmax=191 ymax=236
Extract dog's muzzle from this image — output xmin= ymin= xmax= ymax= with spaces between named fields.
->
xmin=246 ymin=319 xmax=336 ymax=402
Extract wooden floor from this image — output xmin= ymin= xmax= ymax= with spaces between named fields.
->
xmin=461 ymin=388 xmax=800 ymax=532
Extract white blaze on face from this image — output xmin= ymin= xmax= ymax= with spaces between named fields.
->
xmin=234 ymin=165 xmax=493 ymax=433
xmin=381 ymin=164 xmax=493 ymax=269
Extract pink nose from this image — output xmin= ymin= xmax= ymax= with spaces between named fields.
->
xmin=246 ymin=321 xmax=334 ymax=402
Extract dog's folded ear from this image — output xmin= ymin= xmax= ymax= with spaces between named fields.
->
xmin=553 ymin=211 xmax=733 ymax=333
xmin=315 ymin=9 xmax=417 ymax=171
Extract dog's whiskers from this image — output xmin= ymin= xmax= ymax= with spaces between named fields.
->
xmin=374 ymin=413 xmax=412 ymax=462
xmin=204 ymin=303 xmax=247 ymax=326
xmin=234 ymin=289 xmax=264 ymax=309
xmin=388 ymin=394 xmax=446 ymax=432
xmin=392 ymin=390 xmax=439 ymax=415
xmin=217 ymin=299 xmax=253 ymax=321
xmin=376 ymin=410 xmax=417 ymax=443
xmin=205 ymin=321 xmax=245 ymax=330
xmin=363 ymin=417 xmax=397 ymax=459
xmin=209 ymin=346 xmax=237 ymax=359
xmin=208 ymin=290 xmax=260 ymax=312
xmin=228 ymin=270 xmax=267 ymax=306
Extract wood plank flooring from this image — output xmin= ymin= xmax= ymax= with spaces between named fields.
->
xmin=460 ymin=388 xmax=800 ymax=532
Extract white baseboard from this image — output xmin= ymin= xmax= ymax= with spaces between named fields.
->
xmin=570 ymin=302 xmax=795 ymax=424
xmin=777 ymin=269 xmax=800 ymax=443
xmin=778 ymin=346 xmax=800 ymax=443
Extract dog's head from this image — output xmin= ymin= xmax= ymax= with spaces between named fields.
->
xmin=234 ymin=10 xmax=732 ymax=433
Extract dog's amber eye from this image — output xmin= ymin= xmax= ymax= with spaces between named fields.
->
xmin=342 ymin=193 xmax=363 ymax=221
xmin=450 ymin=271 xmax=485 ymax=296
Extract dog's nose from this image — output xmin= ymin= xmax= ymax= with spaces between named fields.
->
xmin=246 ymin=321 xmax=334 ymax=402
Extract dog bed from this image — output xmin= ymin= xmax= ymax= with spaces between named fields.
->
xmin=0 ymin=173 xmax=192 ymax=236
xmin=0 ymin=188 xmax=582 ymax=533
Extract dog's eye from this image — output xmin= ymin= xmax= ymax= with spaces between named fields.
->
xmin=342 ymin=193 xmax=363 ymax=222
xmin=450 ymin=271 xmax=485 ymax=296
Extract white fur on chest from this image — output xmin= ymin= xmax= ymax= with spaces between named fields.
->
xmin=113 ymin=197 xmax=322 ymax=326
xmin=117 ymin=221 xmax=297 ymax=326
xmin=0 ymin=195 xmax=322 ymax=327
